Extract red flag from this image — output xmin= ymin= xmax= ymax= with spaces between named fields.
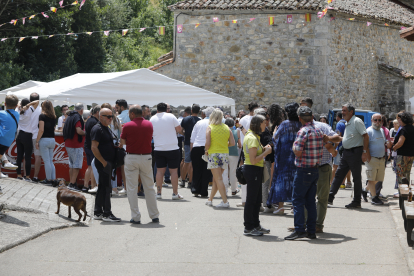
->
xmin=287 ymin=15 xmax=293 ymax=23
xmin=41 ymin=12 xmax=49 ymax=18
xmin=80 ymin=0 xmax=86 ymax=10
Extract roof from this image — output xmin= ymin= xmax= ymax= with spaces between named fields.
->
xmin=378 ymin=62 xmax=414 ymax=79
xmin=169 ymin=0 xmax=414 ymax=25
xmin=157 ymin=51 xmax=173 ymax=63
xmin=400 ymin=26 xmax=414 ymax=41
xmin=148 ymin=58 xmax=174 ymax=71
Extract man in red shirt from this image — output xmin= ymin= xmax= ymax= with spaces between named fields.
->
xmin=120 ymin=105 xmax=159 ymax=224
xmin=63 ymin=103 xmax=85 ymax=191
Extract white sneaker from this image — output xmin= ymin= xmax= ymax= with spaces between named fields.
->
xmin=111 ymin=190 xmax=118 ymax=196
xmin=236 ymin=202 xmax=245 ymax=207
xmin=156 ymin=193 xmax=162 ymax=199
xmin=0 ymin=173 xmax=8 ymax=178
xmin=205 ymin=200 xmax=213 ymax=206
xmin=263 ymin=207 xmax=275 ymax=213
xmin=118 ymin=188 xmax=127 ymax=195
xmin=93 ymin=214 xmax=103 ymax=220
xmin=2 ymin=162 xmax=17 ymax=170
xmin=215 ymin=201 xmax=230 ymax=208
xmin=172 ymin=193 xmax=184 ymax=200
xmin=273 ymin=208 xmax=285 ymax=215
xmin=88 ymin=186 xmax=98 ymax=193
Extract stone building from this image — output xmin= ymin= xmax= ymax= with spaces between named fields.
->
xmin=149 ymin=0 xmax=414 ymax=115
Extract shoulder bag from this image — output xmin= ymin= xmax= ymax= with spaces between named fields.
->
xmin=104 ymin=125 xmax=126 ymax=168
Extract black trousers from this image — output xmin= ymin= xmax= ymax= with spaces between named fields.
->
xmin=330 ymin=146 xmax=363 ymax=203
xmin=243 ymin=165 xmax=263 ymax=230
xmin=177 ymin=136 xmax=183 ymax=177
xmin=16 ymin=130 xmax=33 ymax=176
xmin=191 ymin=146 xmax=211 ymax=197
xmin=94 ymin=160 xmax=113 ymax=216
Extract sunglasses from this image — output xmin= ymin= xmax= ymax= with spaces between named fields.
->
xmin=102 ymin=115 xmax=113 ymax=119
xmin=372 ymin=119 xmax=381 ymax=122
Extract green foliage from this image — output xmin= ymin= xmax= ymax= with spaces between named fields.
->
xmin=0 ymin=0 xmax=180 ymax=90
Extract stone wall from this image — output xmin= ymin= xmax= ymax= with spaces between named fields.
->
xmin=377 ymin=68 xmax=406 ymax=115
xmin=326 ymin=13 xmax=414 ymax=115
xmin=156 ymin=11 xmax=329 ymax=113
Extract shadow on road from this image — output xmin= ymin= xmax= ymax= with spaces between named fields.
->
xmin=310 ymin=232 xmax=356 ymax=244
xmin=0 ymin=214 xmax=30 ymax=227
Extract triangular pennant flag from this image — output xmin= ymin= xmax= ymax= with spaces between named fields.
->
xmin=10 ymin=19 xmax=17 ymax=25
xmin=19 ymin=37 xmax=25 ymax=42
xmin=213 ymin=17 xmax=219 ymax=23
xmin=80 ymin=0 xmax=86 ymax=10
xmin=232 ymin=20 xmax=237 ymax=23
xmin=29 ymin=15 xmax=36 ymax=20
xmin=177 ymin=25 xmax=183 ymax=33
xmin=59 ymin=0 xmax=64 ymax=7
xmin=385 ymin=23 xmax=389 ymax=26
xmin=317 ymin=12 xmax=323 ymax=19
xmin=401 ymin=27 xmax=407 ymax=30
xmin=1 ymin=38 xmax=7 ymax=42
xmin=195 ymin=23 xmax=200 ymax=28
xmin=327 ymin=6 xmax=334 ymax=9
xmin=50 ymin=7 xmax=57 ymax=13
xmin=72 ymin=1 xmax=78 ymax=5
xmin=327 ymin=0 xmax=333 ymax=3
xmin=367 ymin=22 xmax=372 ymax=26
xmin=0 ymin=23 xmax=5 ymax=27
xmin=32 ymin=36 xmax=38 ymax=39
xmin=139 ymin=28 xmax=146 ymax=32
xmin=22 ymin=17 xmax=26 ymax=25
xmin=122 ymin=29 xmax=128 ymax=36
xmin=86 ymin=32 xmax=92 ymax=35
xmin=305 ymin=13 xmax=311 ymax=22
xmin=104 ymin=31 xmax=110 ymax=36
xmin=49 ymin=35 xmax=54 ymax=38
xmin=269 ymin=16 xmax=274 ymax=25
xmin=249 ymin=18 xmax=255 ymax=22
xmin=158 ymin=26 xmax=165 ymax=35
xmin=67 ymin=33 xmax=74 ymax=35
xmin=287 ymin=15 xmax=293 ymax=23
xmin=41 ymin=12 xmax=49 ymax=18
xmin=348 ymin=18 xmax=355 ymax=21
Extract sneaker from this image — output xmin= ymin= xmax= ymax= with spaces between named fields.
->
xmin=378 ymin=194 xmax=387 ymax=200
xmin=215 ymin=201 xmax=230 ymax=208
xmin=0 ymin=173 xmax=8 ymax=178
xmin=232 ymin=188 xmax=240 ymax=196
xmin=118 ymin=188 xmax=127 ymax=195
xmin=362 ymin=190 xmax=368 ymax=202
xmin=164 ymin=179 xmax=171 ymax=184
xmin=259 ymin=205 xmax=264 ymax=212
xmin=345 ymin=182 xmax=352 ymax=188
xmin=23 ymin=177 xmax=32 ymax=182
xmin=236 ymin=202 xmax=245 ymax=207
xmin=137 ymin=191 xmax=145 ymax=197
xmin=371 ymin=196 xmax=384 ymax=205
xmin=2 ymin=162 xmax=17 ymax=170
xmin=130 ymin=219 xmax=140 ymax=224
xmin=394 ymin=192 xmax=399 ymax=198
xmin=152 ymin=218 xmax=159 ymax=223
xmin=345 ymin=202 xmax=361 ymax=208
xmin=88 ymin=186 xmax=98 ymax=193
xmin=156 ymin=193 xmax=162 ymax=199
xmin=93 ymin=214 xmax=103 ymax=220
xmin=162 ymin=183 xmax=169 ymax=187
xmin=111 ymin=190 xmax=118 ymax=196
xmin=68 ymin=183 xmax=80 ymax=191
xmin=315 ymin=227 xmax=323 ymax=233
xmin=103 ymin=214 xmax=121 ymax=222
xmin=244 ymin=228 xmax=263 ymax=236
xmin=263 ymin=206 xmax=275 ymax=213
xmin=255 ymin=225 xmax=270 ymax=234
xmin=328 ymin=194 xmax=334 ymax=205
xmin=40 ymin=179 xmax=52 ymax=185
xmin=284 ymin=231 xmax=308 ymax=240
xmin=81 ymin=187 xmax=89 ymax=193
xmin=340 ymin=184 xmax=346 ymax=189
xmin=172 ymin=193 xmax=184 ymax=200
xmin=205 ymin=200 xmax=213 ymax=206
xmin=273 ymin=208 xmax=285 ymax=215
xmin=307 ymin=232 xmax=317 ymax=239
xmin=187 ymin=182 xmax=192 ymax=189
xmin=179 ymin=180 xmax=185 ymax=188
xmin=32 ymin=177 xmax=40 ymax=183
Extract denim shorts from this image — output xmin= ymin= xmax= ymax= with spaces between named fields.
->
xmin=66 ymin=147 xmax=84 ymax=169
xmin=333 ymin=153 xmax=341 ymax=165
xmin=184 ymin=145 xmax=191 ymax=163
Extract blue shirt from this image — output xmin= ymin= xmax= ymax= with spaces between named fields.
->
xmin=0 ymin=109 xmax=20 ymax=147
xmin=335 ymin=119 xmax=346 ymax=149
xmin=367 ymin=127 xmax=386 ymax=158
xmin=118 ymin=110 xmax=130 ymax=124
xmin=314 ymin=121 xmax=336 ymax=165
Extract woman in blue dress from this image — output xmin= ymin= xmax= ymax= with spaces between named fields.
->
xmin=267 ymin=102 xmax=301 ymax=215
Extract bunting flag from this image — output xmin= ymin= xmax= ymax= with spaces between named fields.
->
xmin=104 ymin=31 xmax=110 ymax=36
xmin=41 ymin=12 xmax=49 ymax=18
xmin=59 ymin=0 xmax=64 ymax=7
xmin=1 ymin=38 xmax=7 ymax=42
xmin=122 ymin=29 xmax=128 ymax=36
xmin=10 ymin=19 xmax=17 ymax=25
xmin=48 ymin=35 xmax=54 ymax=38
xmin=249 ymin=18 xmax=255 ymax=22
xmin=232 ymin=20 xmax=237 ymax=23
xmin=317 ymin=12 xmax=323 ymax=19
xmin=385 ymin=23 xmax=389 ymax=26
xmin=22 ymin=17 xmax=26 ymax=24
xmin=177 ymin=25 xmax=183 ymax=33
xmin=305 ymin=13 xmax=311 ymax=22
xmin=0 ymin=23 xmax=5 ymax=27
xmin=29 ymin=15 xmax=36 ymax=20
xmin=139 ymin=28 xmax=146 ymax=32
xmin=158 ymin=26 xmax=165 ymax=35
xmin=328 ymin=17 xmax=335 ymax=22
xmin=50 ymin=7 xmax=57 ymax=13
xmin=80 ymin=0 xmax=86 ymax=10
xmin=86 ymin=32 xmax=92 ymax=35
xmin=348 ymin=18 xmax=355 ymax=21
xmin=269 ymin=16 xmax=274 ymax=25
xmin=367 ymin=22 xmax=372 ymax=26
xmin=327 ymin=0 xmax=333 ymax=3
xmin=195 ymin=23 xmax=200 ymax=28
xmin=287 ymin=15 xmax=293 ymax=23
xmin=401 ymin=27 xmax=407 ymax=30
xmin=19 ymin=37 xmax=25 ymax=42
xmin=67 ymin=32 xmax=74 ymax=35
xmin=72 ymin=1 xmax=78 ymax=5
xmin=213 ymin=17 xmax=219 ymax=23
xmin=32 ymin=36 xmax=38 ymax=39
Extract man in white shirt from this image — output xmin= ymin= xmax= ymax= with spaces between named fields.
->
xmin=56 ymin=105 xmax=69 ymax=131
xmin=150 ymin=102 xmax=183 ymax=200
xmin=30 ymin=93 xmax=42 ymax=182
xmin=190 ymin=106 xmax=215 ymax=197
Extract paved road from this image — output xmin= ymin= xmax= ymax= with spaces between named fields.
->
xmin=0 ymin=167 xmax=412 ymax=276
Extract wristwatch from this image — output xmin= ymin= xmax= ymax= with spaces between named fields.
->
xmin=363 ymin=150 xmax=367 ymax=153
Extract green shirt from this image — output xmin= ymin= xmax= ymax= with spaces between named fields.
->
xmin=228 ymin=129 xmax=239 ymax=156
xmin=342 ymin=115 xmax=367 ymax=149
xmin=243 ymin=130 xmax=264 ymax=167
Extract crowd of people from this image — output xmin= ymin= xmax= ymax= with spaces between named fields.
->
xmin=0 ymin=93 xmax=412 ymax=238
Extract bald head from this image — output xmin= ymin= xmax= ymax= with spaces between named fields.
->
xmin=99 ymin=108 xmax=113 ymax=126
xmin=129 ymin=105 xmax=142 ymax=120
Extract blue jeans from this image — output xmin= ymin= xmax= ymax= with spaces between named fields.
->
xmin=292 ymin=167 xmax=319 ymax=234
xmin=39 ymin=138 xmax=56 ymax=180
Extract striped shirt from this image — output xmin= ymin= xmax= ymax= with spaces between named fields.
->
xmin=293 ymin=121 xmax=324 ymax=168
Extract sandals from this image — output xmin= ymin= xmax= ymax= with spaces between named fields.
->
xmin=232 ymin=188 xmax=240 ymax=196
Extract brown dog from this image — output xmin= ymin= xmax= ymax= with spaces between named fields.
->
xmin=56 ymin=184 xmax=87 ymax=222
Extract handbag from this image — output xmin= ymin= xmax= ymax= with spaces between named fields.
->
xmin=104 ymin=125 xmax=126 ymax=168
xmin=236 ymin=150 xmax=247 ymax=185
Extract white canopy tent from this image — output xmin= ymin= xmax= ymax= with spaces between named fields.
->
xmin=0 ymin=80 xmax=45 ymax=96
xmin=7 ymin=69 xmax=236 ymax=115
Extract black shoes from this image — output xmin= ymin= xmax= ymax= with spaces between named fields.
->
xmin=32 ymin=177 xmax=40 ymax=183
xmin=103 ymin=214 xmax=121 ymax=222
xmin=68 ymin=183 xmax=81 ymax=192
xmin=187 ymin=182 xmax=192 ymax=189
xmin=255 ymin=225 xmax=270 ymax=234
xmin=137 ymin=191 xmax=145 ymax=197
xmin=179 ymin=180 xmax=185 ymax=188
xmin=244 ymin=228 xmax=263 ymax=236
xmin=328 ymin=194 xmax=334 ymax=205
xmin=307 ymin=233 xmax=317 ymax=239
xmin=81 ymin=187 xmax=89 ymax=193
xmin=284 ymin=231 xmax=308 ymax=240
xmin=152 ymin=218 xmax=159 ymax=223
xmin=40 ymin=179 xmax=52 ymax=185
xmin=130 ymin=219 xmax=140 ymax=224
xmin=164 ymin=179 xmax=171 ymax=184
xmin=345 ymin=202 xmax=361 ymax=209
xmin=371 ymin=196 xmax=384 ymax=205
xmin=362 ymin=190 xmax=368 ymax=202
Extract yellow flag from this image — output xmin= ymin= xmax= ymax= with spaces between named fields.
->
xmin=232 ymin=20 xmax=237 ymax=23
xmin=19 ymin=37 xmax=25 ymax=42
xmin=159 ymin=26 xmax=165 ymax=35
xmin=50 ymin=7 xmax=57 ymax=13
xmin=269 ymin=16 xmax=274 ymax=25
xmin=122 ymin=29 xmax=128 ymax=36
xmin=29 ymin=15 xmax=36 ymax=19
xmin=195 ymin=23 xmax=200 ymax=28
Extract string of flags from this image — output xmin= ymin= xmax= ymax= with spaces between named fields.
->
xmin=0 ymin=0 xmax=86 ymax=28
xmin=1 ymin=12 xmax=407 ymax=43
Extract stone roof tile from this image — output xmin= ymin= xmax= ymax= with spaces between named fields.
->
xmin=378 ymin=62 xmax=414 ymax=79
xmin=169 ymin=0 xmax=414 ymax=25
xmin=148 ymin=58 xmax=174 ymax=71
